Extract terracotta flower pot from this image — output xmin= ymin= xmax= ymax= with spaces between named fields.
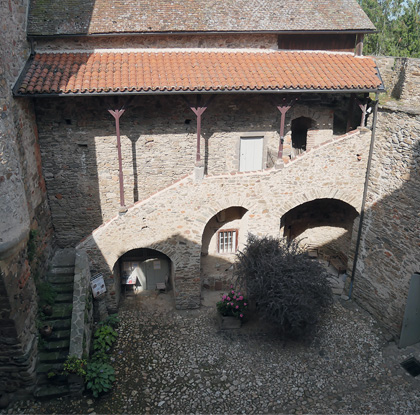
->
xmin=40 ymin=325 xmax=53 ymax=338
xmin=42 ymin=304 xmax=53 ymax=316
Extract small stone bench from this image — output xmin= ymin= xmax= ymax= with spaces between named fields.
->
xmin=329 ymin=252 xmax=348 ymax=275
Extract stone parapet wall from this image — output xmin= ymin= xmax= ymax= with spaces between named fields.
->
xmin=78 ymin=129 xmax=370 ymax=311
xmin=69 ymin=250 xmax=93 ymax=358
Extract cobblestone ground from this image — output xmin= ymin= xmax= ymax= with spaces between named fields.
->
xmin=3 ymin=290 xmax=420 ymax=414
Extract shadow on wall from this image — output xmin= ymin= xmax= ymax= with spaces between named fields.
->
xmin=351 ymin=135 xmax=420 ymax=338
xmin=34 ymin=97 xmax=104 ymax=248
xmin=201 ymin=206 xmax=248 ymax=290
xmin=34 ymin=92 xmax=362 ymax=248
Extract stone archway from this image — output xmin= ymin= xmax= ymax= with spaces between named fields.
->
xmin=280 ymin=198 xmax=359 ymax=257
xmin=114 ymin=248 xmax=173 ymax=295
xmin=201 ymin=206 xmax=248 ymax=290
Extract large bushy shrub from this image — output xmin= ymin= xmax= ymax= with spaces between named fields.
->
xmin=234 ymin=235 xmax=333 ymax=339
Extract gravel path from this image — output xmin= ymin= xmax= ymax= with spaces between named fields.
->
xmin=3 ymin=290 xmax=420 ymax=414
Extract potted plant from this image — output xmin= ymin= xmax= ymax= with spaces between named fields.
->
xmin=63 ymin=356 xmax=87 ymax=395
xmin=39 ymin=324 xmax=53 ymax=338
xmin=216 ymin=286 xmax=248 ymax=329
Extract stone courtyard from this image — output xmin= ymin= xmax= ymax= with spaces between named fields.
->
xmin=2 ymin=290 xmax=420 ymax=415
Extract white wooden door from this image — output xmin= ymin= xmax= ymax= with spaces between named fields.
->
xmin=239 ymin=137 xmax=263 ymax=172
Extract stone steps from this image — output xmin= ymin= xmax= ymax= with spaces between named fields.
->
xmin=55 ymin=293 xmax=73 ymax=303
xmin=35 ymin=248 xmax=76 ymax=400
xmin=47 ymin=274 xmax=75 ymax=285
xmin=34 ymin=384 xmax=71 ymax=400
xmin=38 ymin=350 xmax=69 ymax=363
xmin=49 ymin=304 xmax=73 ymax=319
xmin=52 ymin=283 xmax=74 ymax=294
xmin=42 ymin=339 xmax=70 ymax=351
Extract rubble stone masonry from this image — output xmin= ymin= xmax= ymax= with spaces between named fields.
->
xmin=0 ymin=0 xmax=52 ymax=400
xmin=77 ymin=129 xmax=371 ymax=310
xmin=35 ymin=94 xmax=339 ymax=247
xmin=354 ymin=57 xmax=420 ymax=337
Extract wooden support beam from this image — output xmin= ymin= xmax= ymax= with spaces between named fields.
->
xmin=355 ymin=34 xmax=364 ymax=56
xmin=108 ymin=108 xmax=126 ymax=208
xmin=275 ymin=97 xmax=299 ymax=159
xmin=354 ymin=94 xmax=370 ymax=127
xmin=183 ymin=95 xmax=214 ymax=164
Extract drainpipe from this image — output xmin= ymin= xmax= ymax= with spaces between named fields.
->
xmin=348 ymin=92 xmax=379 ymax=298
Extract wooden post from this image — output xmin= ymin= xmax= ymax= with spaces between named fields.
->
xmin=355 ymin=34 xmax=364 ymax=56
xmin=184 ymin=95 xmax=214 ymax=165
xmin=276 ymin=97 xmax=299 ymax=159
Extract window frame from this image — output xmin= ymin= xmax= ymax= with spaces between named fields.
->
xmin=217 ymin=229 xmax=239 ymax=254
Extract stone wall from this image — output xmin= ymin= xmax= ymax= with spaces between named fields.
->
xmin=374 ymin=56 xmax=420 ymax=104
xmin=353 ymin=99 xmax=420 ymax=337
xmin=77 ymin=128 xmax=371 ymax=311
xmin=35 ymin=93 xmax=355 ymax=247
xmin=0 ymin=0 xmax=53 ymax=401
xmin=35 ymin=33 xmax=279 ymax=52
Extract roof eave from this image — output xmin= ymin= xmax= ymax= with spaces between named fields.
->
xmin=14 ymin=87 xmax=386 ymax=98
xmin=27 ymin=28 xmax=377 ymax=40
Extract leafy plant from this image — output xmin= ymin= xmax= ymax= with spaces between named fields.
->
xmin=98 ymin=314 xmax=120 ymax=328
xmin=63 ymin=356 xmax=87 ymax=377
xmin=216 ymin=287 xmax=248 ymax=320
xmin=234 ymin=235 xmax=333 ymax=340
xmin=90 ymin=350 xmax=110 ymax=363
xmin=93 ymin=325 xmax=118 ymax=353
xmin=85 ymin=361 xmax=116 ymax=398
xmin=37 ymin=282 xmax=57 ymax=307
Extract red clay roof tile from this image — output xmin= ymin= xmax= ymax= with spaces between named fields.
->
xmin=15 ymin=50 xmax=383 ymax=96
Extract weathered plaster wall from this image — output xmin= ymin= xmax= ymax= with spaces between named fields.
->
xmin=77 ymin=129 xmax=370 ymax=311
xmin=34 ymin=33 xmax=279 ymax=52
xmin=0 ymin=0 xmax=53 ymax=400
xmin=35 ymin=94 xmax=352 ymax=247
xmin=353 ymin=82 xmax=420 ymax=337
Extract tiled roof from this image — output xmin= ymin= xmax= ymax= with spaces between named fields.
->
xmin=27 ymin=0 xmax=375 ymax=36
xmin=15 ymin=50 xmax=383 ymax=96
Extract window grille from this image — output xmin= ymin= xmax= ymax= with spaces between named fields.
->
xmin=218 ymin=229 xmax=238 ymax=254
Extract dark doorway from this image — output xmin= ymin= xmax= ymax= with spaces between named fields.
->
xmin=291 ymin=116 xmax=313 ymax=154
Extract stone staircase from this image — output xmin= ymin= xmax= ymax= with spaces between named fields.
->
xmin=34 ymin=249 xmax=76 ymax=399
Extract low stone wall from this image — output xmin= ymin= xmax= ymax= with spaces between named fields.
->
xmin=69 ymin=250 xmax=93 ymax=358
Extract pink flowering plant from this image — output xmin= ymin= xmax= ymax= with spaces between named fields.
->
xmin=216 ymin=286 xmax=248 ymax=320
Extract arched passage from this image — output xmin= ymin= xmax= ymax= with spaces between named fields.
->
xmin=280 ymin=198 xmax=358 ymax=256
xmin=115 ymin=248 xmax=173 ymax=294
xmin=201 ymin=206 xmax=248 ymax=290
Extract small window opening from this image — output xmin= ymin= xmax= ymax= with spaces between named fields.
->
xmin=291 ymin=116 xmax=313 ymax=154
xmin=218 ymin=229 xmax=238 ymax=254
xmin=65 ymin=119 xmax=72 ymax=125
xmin=184 ymin=119 xmax=192 ymax=125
